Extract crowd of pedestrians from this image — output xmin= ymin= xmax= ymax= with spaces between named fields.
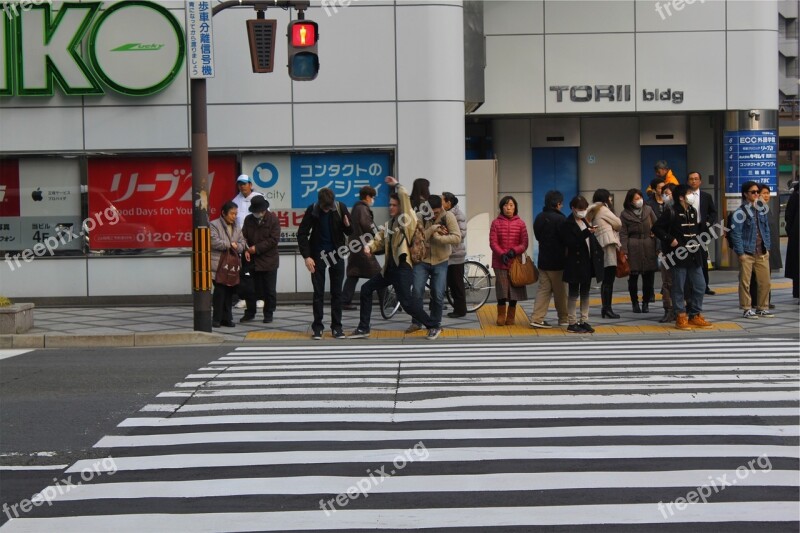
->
xmin=209 ymin=163 xmax=793 ymax=337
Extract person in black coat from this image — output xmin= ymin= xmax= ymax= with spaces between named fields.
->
xmin=785 ymin=180 xmax=799 ymax=300
xmin=686 ymin=171 xmax=717 ymax=294
xmin=560 ymin=196 xmax=604 ymax=333
xmin=528 ymin=190 xmax=568 ymax=329
xmin=297 ymin=187 xmax=353 ymax=339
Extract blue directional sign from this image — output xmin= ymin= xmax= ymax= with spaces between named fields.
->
xmin=723 ymin=130 xmax=778 ymax=195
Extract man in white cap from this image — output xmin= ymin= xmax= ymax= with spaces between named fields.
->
xmin=232 ymin=174 xmax=265 ymax=309
xmin=232 ymin=174 xmax=264 ymax=228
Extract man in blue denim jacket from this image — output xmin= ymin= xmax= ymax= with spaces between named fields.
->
xmin=729 ymin=180 xmax=774 ymax=319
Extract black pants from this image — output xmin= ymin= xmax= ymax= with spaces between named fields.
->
xmin=701 ymin=247 xmax=710 ymax=287
xmin=358 ymin=262 xmax=435 ymax=331
xmin=248 ymin=270 xmax=277 ymax=319
xmin=212 ymin=282 xmax=236 ymax=324
xmin=446 ymin=262 xmax=467 ymax=315
xmin=628 ymin=271 xmax=655 ymax=302
xmin=311 ymin=256 xmax=345 ymax=333
xmin=342 ymin=276 xmax=359 ymax=306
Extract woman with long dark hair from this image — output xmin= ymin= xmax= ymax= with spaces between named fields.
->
xmin=589 ymin=188 xmax=622 ymax=318
xmin=489 ymin=196 xmax=529 ymax=326
xmin=409 ymin=178 xmax=431 ymax=212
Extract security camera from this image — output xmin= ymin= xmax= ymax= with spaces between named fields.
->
xmin=748 ymin=110 xmax=761 ymax=120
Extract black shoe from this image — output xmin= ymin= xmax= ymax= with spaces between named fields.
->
xmin=349 ymin=328 xmax=370 ymax=339
xmin=447 ymin=312 xmax=466 ymax=319
xmin=262 ymin=314 xmax=273 ymax=323
xmin=220 ymin=321 xmax=236 ymax=328
xmin=332 ymin=329 xmax=346 ymax=339
xmin=567 ymin=324 xmax=585 ymax=333
xmin=240 ymin=314 xmax=256 ymax=323
xmin=705 ymin=288 xmax=716 ymax=295
xmin=641 ymin=301 xmax=649 ymax=313
xmin=601 ymin=308 xmax=620 ymax=319
xmin=632 ymin=302 xmax=642 ymax=313
xmin=311 ymin=330 xmax=322 ymax=340
xmin=579 ymin=322 xmax=595 ymax=333
xmin=212 ymin=321 xmax=221 ymax=328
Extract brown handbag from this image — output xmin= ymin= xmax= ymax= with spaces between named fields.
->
xmin=615 ymin=247 xmax=630 ymax=278
xmin=509 ymin=253 xmax=538 ymax=287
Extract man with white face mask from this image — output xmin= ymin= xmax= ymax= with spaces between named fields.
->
xmin=686 ymin=171 xmax=717 ymax=294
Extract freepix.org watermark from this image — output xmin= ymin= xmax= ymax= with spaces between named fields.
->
xmin=2 ymin=457 xmax=118 ymax=520
xmin=4 ymin=207 xmax=120 ymax=271
xmin=655 ymin=0 xmax=705 ymax=21
xmin=318 ymin=441 xmax=429 ymax=516
xmin=320 ymin=0 xmax=359 ymax=17
xmin=657 ymin=454 xmax=772 ymax=519
xmin=2 ymin=0 xmax=52 ymax=20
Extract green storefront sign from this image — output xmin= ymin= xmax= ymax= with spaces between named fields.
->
xmin=1 ymin=1 xmax=185 ymax=97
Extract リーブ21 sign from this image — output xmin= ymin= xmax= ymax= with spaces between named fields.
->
xmin=1 ymin=1 xmax=185 ymax=97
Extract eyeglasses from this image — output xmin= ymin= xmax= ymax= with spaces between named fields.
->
xmin=747 ymin=190 xmax=759 ymax=194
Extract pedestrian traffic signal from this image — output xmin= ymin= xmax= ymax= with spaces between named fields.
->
xmin=287 ymin=20 xmax=319 ymax=81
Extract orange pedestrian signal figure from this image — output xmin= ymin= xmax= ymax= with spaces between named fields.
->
xmin=288 ymin=20 xmax=319 ymax=81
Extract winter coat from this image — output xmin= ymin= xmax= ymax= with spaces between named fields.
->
xmin=533 ymin=206 xmax=566 ymax=271
xmin=489 ymin=214 xmax=529 ymax=271
xmin=785 ymin=187 xmax=799 ymax=281
xmin=447 ymin=205 xmax=467 ymax=265
xmin=369 ymin=184 xmax=417 ymax=272
xmin=418 ymin=209 xmax=461 ymax=266
xmin=619 ymin=205 xmax=658 ymax=273
xmin=652 ymin=202 xmax=704 ymax=269
xmin=297 ymin=201 xmax=353 ymax=262
xmin=561 ymin=215 xmax=604 ymax=285
xmin=588 ymin=203 xmax=622 ymax=268
xmin=210 ymin=217 xmax=246 ymax=273
xmin=242 ymin=212 xmax=280 ymax=272
xmin=346 ymin=200 xmax=381 ymax=278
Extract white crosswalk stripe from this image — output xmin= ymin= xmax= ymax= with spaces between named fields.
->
xmin=2 ymin=337 xmax=798 ymax=532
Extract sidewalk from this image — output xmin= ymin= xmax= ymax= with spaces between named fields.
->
xmin=1 ymin=272 xmax=797 ymax=348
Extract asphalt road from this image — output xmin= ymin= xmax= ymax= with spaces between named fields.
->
xmin=0 ymin=345 xmax=229 ymax=524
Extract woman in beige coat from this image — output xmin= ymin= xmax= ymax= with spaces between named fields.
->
xmin=589 ymin=188 xmax=622 ymax=318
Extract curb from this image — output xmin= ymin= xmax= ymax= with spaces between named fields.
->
xmin=0 ymin=331 xmax=226 ymax=349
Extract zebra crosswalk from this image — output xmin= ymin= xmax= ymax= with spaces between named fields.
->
xmin=2 ymin=338 xmax=798 ymax=531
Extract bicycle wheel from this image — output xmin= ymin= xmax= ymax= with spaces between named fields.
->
xmin=462 ymin=260 xmax=492 ymax=312
xmin=380 ymin=285 xmax=401 ymax=319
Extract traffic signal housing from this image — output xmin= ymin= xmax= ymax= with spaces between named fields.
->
xmin=287 ymin=20 xmax=319 ymax=81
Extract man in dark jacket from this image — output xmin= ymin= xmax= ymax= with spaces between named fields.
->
xmin=297 ymin=187 xmax=353 ymax=340
xmin=342 ymin=186 xmax=381 ymax=310
xmin=686 ymin=171 xmax=718 ymax=294
xmin=653 ymin=184 xmax=712 ymax=330
xmin=242 ymin=196 xmax=280 ymax=323
xmin=528 ymin=190 xmax=568 ymax=328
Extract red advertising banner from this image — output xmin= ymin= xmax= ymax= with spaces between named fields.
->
xmin=0 ymin=159 xmax=21 ymax=217
xmin=88 ymin=156 xmax=237 ymax=249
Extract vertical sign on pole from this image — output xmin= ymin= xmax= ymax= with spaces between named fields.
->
xmin=723 ymin=130 xmax=778 ymax=196
xmin=186 ymin=1 xmax=215 ymax=79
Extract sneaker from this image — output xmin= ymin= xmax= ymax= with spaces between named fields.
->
xmin=349 ymin=328 xmax=370 ymax=339
xmin=234 ymin=300 xmax=247 ymax=309
xmin=332 ymin=329 xmax=346 ymax=339
xmin=579 ymin=322 xmax=595 ymax=333
xmin=742 ymin=309 xmax=759 ymax=319
xmin=256 ymin=300 xmax=265 ymax=309
xmin=311 ymin=331 xmax=322 ymax=340
xmin=688 ymin=314 xmax=713 ymax=329
xmin=405 ymin=323 xmax=423 ymax=334
xmin=558 ymin=321 xmax=569 ymax=327
xmin=426 ymin=327 xmax=442 ymax=340
xmin=529 ymin=320 xmax=553 ymax=329
xmin=566 ymin=324 xmax=584 ymax=333
xmin=755 ymin=309 xmax=775 ymax=318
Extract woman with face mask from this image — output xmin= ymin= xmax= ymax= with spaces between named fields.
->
xmin=560 ymin=196 xmax=604 ymax=333
xmin=619 ymin=188 xmax=659 ymax=314
xmin=588 ymin=188 xmax=623 ymax=318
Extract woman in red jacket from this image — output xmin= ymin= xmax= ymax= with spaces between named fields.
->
xmin=490 ymin=196 xmax=529 ymax=326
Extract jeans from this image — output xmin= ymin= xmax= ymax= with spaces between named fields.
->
xmin=412 ymin=261 xmax=448 ymax=327
xmin=358 ymin=262 xmax=436 ymax=331
xmin=311 ymin=256 xmax=345 ymax=333
xmin=671 ymin=265 xmax=705 ymax=317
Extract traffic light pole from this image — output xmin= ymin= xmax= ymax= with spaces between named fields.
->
xmin=190 ymin=0 xmax=310 ymax=332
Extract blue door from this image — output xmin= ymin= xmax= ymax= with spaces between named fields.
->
xmin=531 ymin=147 xmax=578 ymax=262
xmin=640 ymin=145 xmax=687 ymax=193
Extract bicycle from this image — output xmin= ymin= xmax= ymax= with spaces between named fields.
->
xmin=380 ymin=255 xmax=492 ymax=319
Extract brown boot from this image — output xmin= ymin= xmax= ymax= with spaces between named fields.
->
xmin=688 ymin=314 xmax=713 ymax=329
xmin=675 ymin=312 xmax=692 ymax=330
xmin=496 ymin=304 xmax=506 ymax=326
xmin=505 ymin=305 xmax=516 ymax=326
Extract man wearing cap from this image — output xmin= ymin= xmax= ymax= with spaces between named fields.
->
xmin=242 ymin=195 xmax=280 ymax=323
xmin=233 ymin=174 xmax=265 ymax=228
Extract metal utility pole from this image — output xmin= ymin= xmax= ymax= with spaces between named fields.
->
xmin=190 ymin=0 xmax=310 ymax=332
